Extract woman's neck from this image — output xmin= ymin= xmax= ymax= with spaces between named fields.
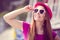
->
xmin=35 ymin=21 xmax=44 ymax=34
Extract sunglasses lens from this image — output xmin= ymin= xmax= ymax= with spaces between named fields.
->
xmin=34 ymin=9 xmax=38 ymax=13
xmin=40 ymin=10 xmax=44 ymax=14
xmin=34 ymin=9 xmax=44 ymax=14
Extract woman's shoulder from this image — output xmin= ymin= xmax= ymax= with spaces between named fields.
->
xmin=52 ymin=31 xmax=57 ymax=38
xmin=23 ymin=21 xmax=30 ymax=32
xmin=23 ymin=21 xmax=30 ymax=28
xmin=23 ymin=21 xmax=30 ymax=26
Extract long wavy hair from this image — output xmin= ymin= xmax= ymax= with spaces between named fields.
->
xmin=28 ymin=2 xmax=53 ymax=40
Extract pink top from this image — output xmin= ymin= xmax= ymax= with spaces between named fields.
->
xmin=23 ymin=22 xmax=57 ymax=40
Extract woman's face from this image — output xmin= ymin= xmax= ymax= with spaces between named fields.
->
xmin=33 ymin=6 xmax=46 ymax=22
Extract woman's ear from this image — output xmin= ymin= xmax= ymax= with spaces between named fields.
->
xmin=45 ymin=13 xmax=50 ymax=21
xmin=45 ymin=17 xmax=47 ymax=21
xmin=44 ymin=13 xmax=47 ymax=20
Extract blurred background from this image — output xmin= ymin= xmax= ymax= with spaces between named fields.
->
xmin=0 ymin=0 xmax=60 ymax=40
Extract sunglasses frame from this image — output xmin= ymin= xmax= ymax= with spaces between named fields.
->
xmin=34 ymin=9 xmax=45 ymax=14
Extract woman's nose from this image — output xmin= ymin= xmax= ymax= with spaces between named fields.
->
xmin=37 ymin=12 xmax=40 ymax=14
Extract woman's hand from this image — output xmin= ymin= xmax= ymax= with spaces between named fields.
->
xmin=23 ymin=5 xmax=34 ymax=12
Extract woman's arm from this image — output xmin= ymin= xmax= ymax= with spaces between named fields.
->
xmin=3 ymin=5 xmax=33 ymax=31
xmin=55 ymin=35 xmax=60 ymax=40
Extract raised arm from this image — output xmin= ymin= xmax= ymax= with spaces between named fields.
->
xmin=3 ymin=5 xmax=33 ymax=31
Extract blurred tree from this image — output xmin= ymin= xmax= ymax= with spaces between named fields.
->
xmin=0 ymin=0 xmax=25 ymax=12
xmin=38 ymin=0 xmax=48 ymax=3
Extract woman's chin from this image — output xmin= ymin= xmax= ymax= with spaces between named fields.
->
xmin=34 ymin=18 xmax=44 ymax=22
xmin=35 ymin=19 xmax=43 ymax=22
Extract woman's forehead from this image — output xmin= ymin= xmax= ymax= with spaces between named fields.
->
xmin=35 ymin=6 xmax=45 ymax=10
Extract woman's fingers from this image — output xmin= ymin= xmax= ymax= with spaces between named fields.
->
xmin=27 ymin=5 xmax=33 ymax=10
xmin=24 ymin=5 xmax=34 ymax=12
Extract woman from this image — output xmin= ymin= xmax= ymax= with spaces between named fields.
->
xmin=3 ymin=2 xmax=60 ymax=40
